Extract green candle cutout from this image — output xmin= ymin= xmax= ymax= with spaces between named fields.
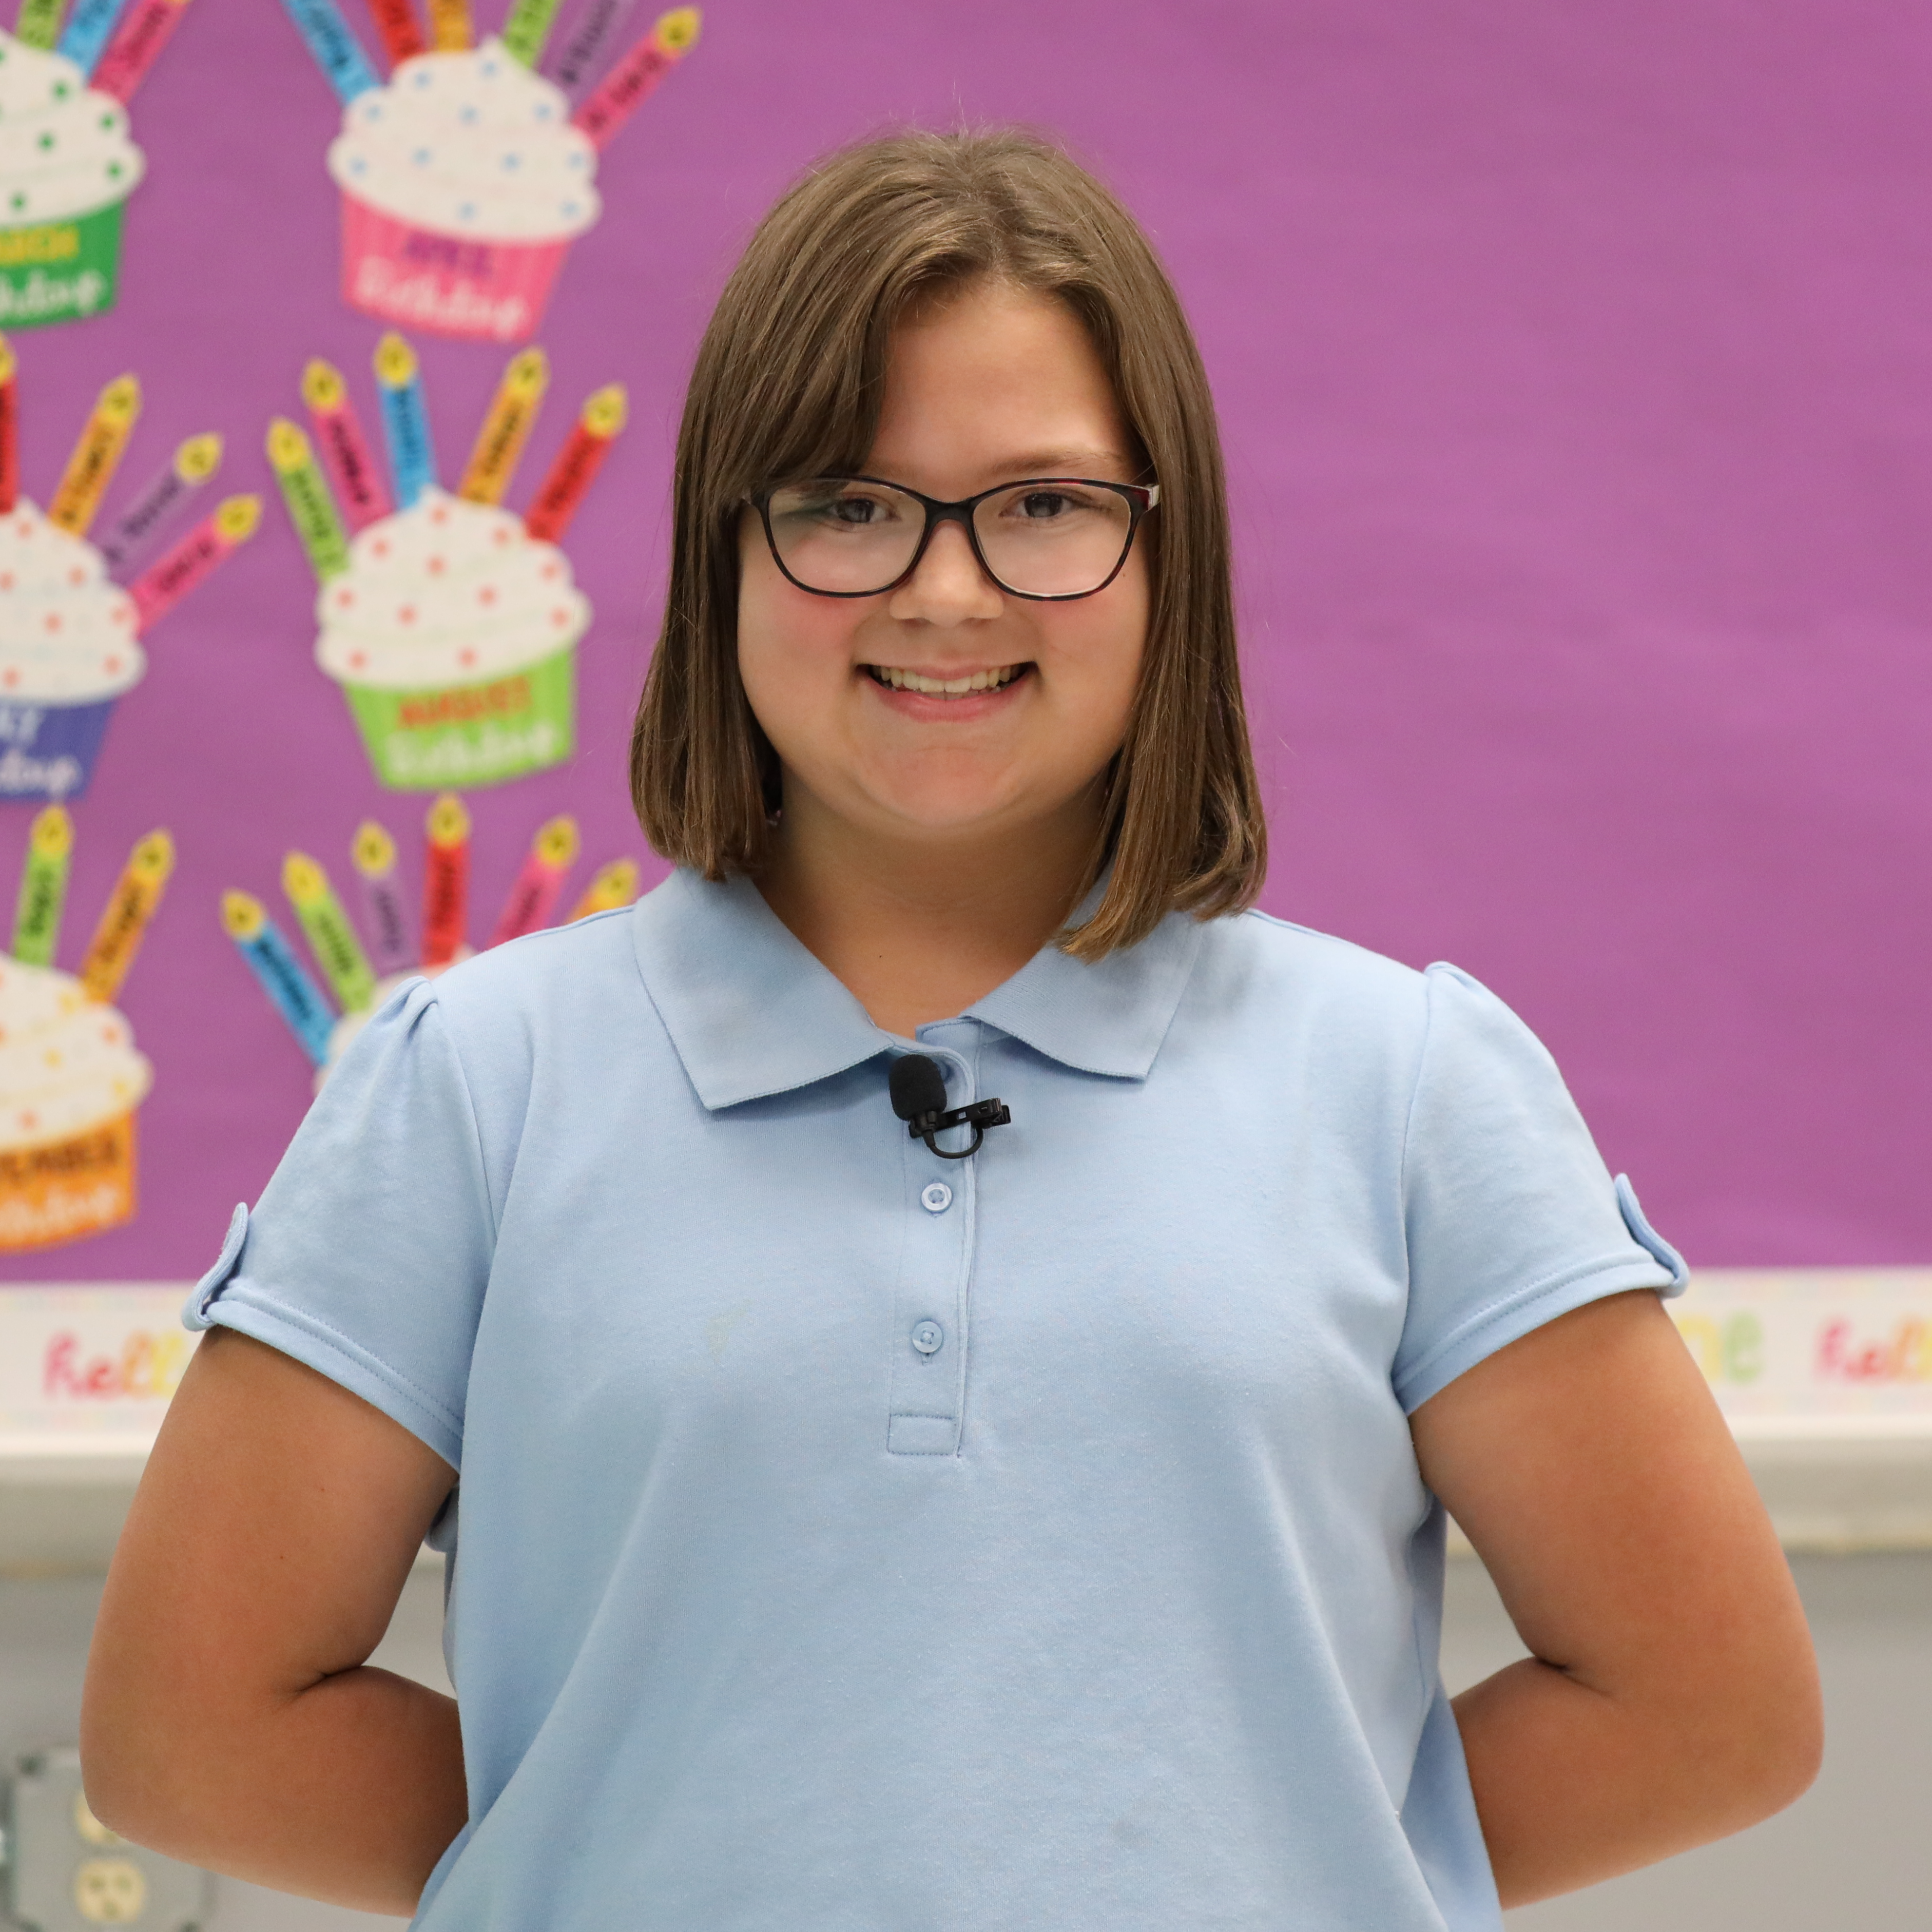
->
xmin=11 ymin=804 xmax=72 ymax=967
xmin=283 ymin=851 xmax=376 ymax=1014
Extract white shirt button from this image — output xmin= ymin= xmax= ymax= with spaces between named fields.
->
xmin=920 ymin=1181 xmax=953 ymax=1213
xmin=911 ymin=1320 xmax=944 ymax=1355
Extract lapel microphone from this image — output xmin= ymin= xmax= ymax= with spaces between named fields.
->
xmin=889 ymin=1054 xmax=1012 ymax=1160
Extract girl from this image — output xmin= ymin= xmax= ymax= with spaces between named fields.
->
xmin=84 ymin=130 xmax=1818 ymax=1929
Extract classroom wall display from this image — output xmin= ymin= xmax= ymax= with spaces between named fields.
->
xmin=0 ymin=0 xmax=1927 ymax=1285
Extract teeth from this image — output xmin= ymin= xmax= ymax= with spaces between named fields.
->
xmin=875 ymin=664 xmax=1021 ymax=696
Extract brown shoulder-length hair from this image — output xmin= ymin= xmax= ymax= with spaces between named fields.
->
xmin=631 ymin=127 xmax=1265 ymax=959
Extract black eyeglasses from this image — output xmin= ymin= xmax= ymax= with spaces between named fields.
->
xmin=752 ymin=475 xmax=1160 ymax=602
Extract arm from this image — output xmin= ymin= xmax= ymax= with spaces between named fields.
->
xmin=81 ymin=1328 xmax=466 ymax=1917
xmin=1411 ymin=1289 xmax=1822 ymax=1909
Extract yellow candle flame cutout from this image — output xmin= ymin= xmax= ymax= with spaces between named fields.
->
xmin=281 ymin=852 xmax=329 ymax=907
xmin=582 ymin=383 xmax=628 ymax=437
xmin=375 ymin=332 xmax=419 ymax=388
xmin=221 ymin=890 xmax=266 ymax=940
xmin=175 ymin=432 xmax=222 ymax=482
xmin=656 ymin=6 xmax=700 ymax=51
xmin=352 ymin=821 xmax=398 ymax=876
xmin=95 ymin=375 xmax=140 ymax=427
xmin=266 ymin=417 xmax=317 ymax=473
xmin=427 ymin=793 xmax=471 ymax=847
xmin=216 ymin=495 xmax=263 ymax=542
xmin=301 ymin=359 xmax=348 ymax=412
xmin=500 ymin=348 xmax=549 ymax=401
xmin=29 ymin=804 xmax=73 ymax=861
xmin=0 ymin=336 xmax=15 ymax=385
xmin=128 ymin=830 xmax=175 ymax=885
xmin=533 ymin=815 xmax=580 ymax=868
xmin=572 ymin=858 xmax=640 ymax=919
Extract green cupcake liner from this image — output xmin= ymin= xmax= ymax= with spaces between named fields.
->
xmin=0 ymin=200 xmax=126 ymax=329
xmin=341 ymin=645 xmax=576 ymax=790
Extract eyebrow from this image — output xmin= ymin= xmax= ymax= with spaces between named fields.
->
xmin=991 ymin=448 xmax=1135 ymax=477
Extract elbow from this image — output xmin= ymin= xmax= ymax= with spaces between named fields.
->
xmin=1693 ymin=1651 xmax=1825 ymax=1832
xmin=79 ymin=1656 xmax=205 ymax=1857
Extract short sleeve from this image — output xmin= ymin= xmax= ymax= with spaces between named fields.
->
xmin=1392 ymin=963 xmax=1687 ymax=1414
xmin=182 ymin=980 xmax=495 ymax=1467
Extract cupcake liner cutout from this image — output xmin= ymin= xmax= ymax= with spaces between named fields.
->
xmin=0 ymin=337 xmax=256 ymax=802
xmin=268 ymin=333 xmax=624 ymax=791
xmin=0 ymin=0 xmax=194 ymax=329
xmin=278 ymin=0 xmax=701 ymax=341
xmin=0 ymin=808 xmax=170 ymax=1253
xmin=223 ymin=795 xmax=640 ymax=1086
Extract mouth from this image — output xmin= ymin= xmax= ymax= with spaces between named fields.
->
xmin=863 ymin=662 xmax=1031 ymax=699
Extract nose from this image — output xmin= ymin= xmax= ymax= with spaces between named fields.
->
xmin=886 ymin=517 xmax=1004 ymax=626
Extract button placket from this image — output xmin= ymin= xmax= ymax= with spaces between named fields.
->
xmin=886 ymin=1036 xmax=978 ymax=1455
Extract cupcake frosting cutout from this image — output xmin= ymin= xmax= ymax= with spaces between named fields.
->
xmin=314 ymin=488 xmax=589 ymax=690
xmin=327 ymin=37 xmax=599 ymax=244
xmin=0 ymin=953 xmax=152 ymax=1151
xmin=0 ymin=31 xmax=145 ymax=225
xmin=0 ymin=499 xmax=144 ymax=704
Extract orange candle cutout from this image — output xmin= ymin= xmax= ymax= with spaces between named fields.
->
xmin=302 ymin=358 xmax=392 ymax=531
xmin=0 ymin=335 xmax=16 ymax=516
xmin=458 ymin=347 xmax=548 ymax=505
xmin=48 ymin=373 xmax=141 ymax=537
xmin=488 ymin=814 xmax=578 ymax=946
xmin=421 ymin=792 xmax=471 ymax=967
xmin=79 ymin=830 xmax=174 ymax=1004
xmin=524 ymin=383 xmax=625 ymax=542
xmin=569 ymin=857 xmax=640 ymax=920
xmin=363 ymin=0 xmax=423 ymax=64
xmin=425 ymin=0 xmax=468 ymax=50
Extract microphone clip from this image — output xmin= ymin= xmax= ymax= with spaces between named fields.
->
xmin=888 ymin=1053 xmax=1012 ymax=1161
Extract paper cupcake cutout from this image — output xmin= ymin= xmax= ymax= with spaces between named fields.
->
xmin=0 ymin=0 xmax=195 ymax=327
xmin=0 ymin=807 xmax=171 ymax=1252
xmin=277 ymin=0 xmax=699 ymax=340
xmin=268 ymin=333 xmax=623 ymax=790
xmin=0 ymin=339 xmax=256 ymax=801
xmin=223 ymin=791 xmax=639 ymax=1084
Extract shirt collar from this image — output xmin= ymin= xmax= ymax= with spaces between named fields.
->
xmin=630 ymin=867 xmax=1206 ymax=1111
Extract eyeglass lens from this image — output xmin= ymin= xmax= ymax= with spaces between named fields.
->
xmin=764 ymin=480 xmax=1138 ymax=598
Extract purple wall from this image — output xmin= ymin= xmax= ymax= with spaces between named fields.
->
xmin=4 ymin=0 xmax=1925 ymax=1281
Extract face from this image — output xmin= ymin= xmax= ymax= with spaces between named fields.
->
xmin=737 ymin=280 xmax=1150 ymax=853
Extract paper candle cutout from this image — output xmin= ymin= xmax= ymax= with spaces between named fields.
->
xmin=10 ymin=804 xmax=72 ymax=965
xmin=374 ymin=332 xmax=436 ymax=509
xmin=223 ymin=891 xmax=333 ymax=1067
xmin=458 ymin=347 xmax=548 ymax=505
xmin=361 ymin=0 xmax=421 ymax=65
xmin=524 ymin=381 xmax=624 ymax=541
xmin=79 ymin=827 xmax=172 ymax=1003
xmin=488 ymin=813 xmax=577 ymax=945
xmin=573 ymin=5 xmax=700 ymax=150
xmin=267 ymin=417 xmax=351 ymax=583
xmin=58 ymin=0 xmax=130 ymax=74
xmin=98 ymin=431 xmax=221 ymax=573
xmin=0 ymin=337 xmax=16 ymax=516
xmin=277 ymin=0 xmax=378 ymax=104
xmin=48 ymin=374 xmax=140 ymax=537
xmin=14 ymin=0 xmax=68 ymax=53
xmin=302 ymin=358 xmax=391 ymax=531
xmin=350 ymin=819 xmax=413 ymax=973
xmin=91 ymin=0 xmax=194 ymax=105
xmin=420 ymin=791 xmax=469 ymax=967
xmin=424 ymin=0 xmax=467 ymax=51
xmin=569 ymin=856 xmax=639 ymax=921
xmin=128 ymin=493 xmax=260 ymax=628
xmin=282 ymin=851 xmax=377 ymax=1013
xmin=500 ymin=0 xmax=558 ymax=67
xmin=552 ymin=0 xmax=636 ymax=101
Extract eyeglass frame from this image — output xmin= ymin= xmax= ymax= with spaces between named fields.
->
xmin=749 ymin=474 xmax=1162 ymax=603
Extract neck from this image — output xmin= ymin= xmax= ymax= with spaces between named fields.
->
xmin=756 ymin=788 xmax=1102 ymax=1036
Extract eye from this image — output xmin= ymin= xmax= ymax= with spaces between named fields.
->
xmin=1016 ymin=490 xmax=1077 ymax=519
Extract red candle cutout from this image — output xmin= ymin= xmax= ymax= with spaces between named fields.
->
xmin=421 ymin=792 xmax=471 ymax=968
xmin=363 ymin=0 xmax=425 ymax=65
xmin=524 ymin=383 xmax=625 ymax=543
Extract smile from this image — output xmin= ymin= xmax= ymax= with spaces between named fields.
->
xmin=864 ymin=663 xmax=1030 ymax=698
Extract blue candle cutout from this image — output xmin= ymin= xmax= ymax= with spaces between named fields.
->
xmin=276 ymin=0 xmax=380 ymax=106
xmin=223 ymin=892 xmax=336 ymax=1068
xmin=374 ymin=333 xmax=436 ymax=509
xmin=57 ymin=0 xmax=130 ymax=77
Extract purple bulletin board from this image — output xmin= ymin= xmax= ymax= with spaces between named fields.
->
xmin=1 ymin=0 xmax=1925 ymax=1282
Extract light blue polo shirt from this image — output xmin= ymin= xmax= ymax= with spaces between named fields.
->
xmin=185 ymin=868 xmax=1686 ymax=1932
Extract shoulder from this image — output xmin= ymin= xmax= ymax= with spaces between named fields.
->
xmin=1191 ymin=907 xmax=1429 ymax=1027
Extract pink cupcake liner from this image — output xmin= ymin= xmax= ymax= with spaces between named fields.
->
xmin=339 ymin=194 xmax=571 ymax=344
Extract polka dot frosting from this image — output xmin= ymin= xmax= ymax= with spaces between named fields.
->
xmin=0 ymin=955 xmax=151 ymax=1152
xmin=0 ymin=499 xmax=145 ymax=704
xmin=0 ymin=31 xmax=146 ymax=225
xmin=314 ymin=488 xmax=590 ymax=691
xmin=326 ymin=37 xmax=600 ymax=243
